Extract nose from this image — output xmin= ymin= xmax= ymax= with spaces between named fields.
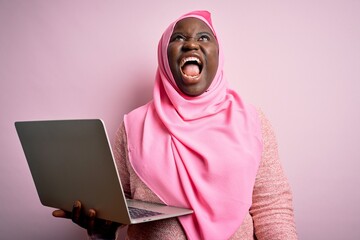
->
xmin=182 ymin=38 xmax=199 ymax=51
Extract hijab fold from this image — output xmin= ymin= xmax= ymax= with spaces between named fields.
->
xmin=124 ymin=10 xmax=263 ymax=240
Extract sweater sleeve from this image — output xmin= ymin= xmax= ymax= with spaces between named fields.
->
xmin=250 ymin=110 xmax=298 ymax=239
xmin=113 ymin=121 xmax=131 ymax=198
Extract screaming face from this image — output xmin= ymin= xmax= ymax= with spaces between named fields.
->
xmin=167 ymin=17 xmax=219 ymax=96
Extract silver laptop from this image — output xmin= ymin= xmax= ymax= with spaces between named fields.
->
xmin=15 ymin=119 xmax=193 ymax=224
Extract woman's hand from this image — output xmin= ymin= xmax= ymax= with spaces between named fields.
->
xmin=52 ymin=200 xmax=121 ymax=239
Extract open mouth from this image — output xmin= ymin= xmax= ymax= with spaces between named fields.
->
xmin=180 ymin=57 xmax=203 ymax=79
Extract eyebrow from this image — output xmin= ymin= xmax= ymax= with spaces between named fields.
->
xmin=171 ymin=31 xmax=215 ymax=38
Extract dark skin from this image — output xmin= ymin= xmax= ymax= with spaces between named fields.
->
xmin=52 ymin=201 xmax=120 ymax=237
xmin=168 ymin=17 xmax=219 ymax=96
xmin=52 ymin=17 xmax=220 ymax=237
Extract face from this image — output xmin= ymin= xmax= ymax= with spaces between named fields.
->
xmin=167 ymin=17 xmax=219 ymax=96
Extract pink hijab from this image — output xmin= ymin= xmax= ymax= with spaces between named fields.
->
xmin=124 ymin=10 xmax=263 ymax=240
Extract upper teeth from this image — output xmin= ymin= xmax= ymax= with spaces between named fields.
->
xmin=181 ymin=57 xmax=201 ymax=67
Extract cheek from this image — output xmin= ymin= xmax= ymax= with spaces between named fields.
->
xmin=167 ymin=46 xmax=179 ymax=68
xmin=167 ymin=43 xmax=181 ymax=58
xmin=207 ymin=51 xmax=219 ymax=75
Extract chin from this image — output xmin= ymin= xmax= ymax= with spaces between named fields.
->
xmin=180 ymin=87 xmax=206 ymax=97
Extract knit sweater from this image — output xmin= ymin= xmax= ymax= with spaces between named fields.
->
xmin=113 ymin=110 xmax=298 ymax=240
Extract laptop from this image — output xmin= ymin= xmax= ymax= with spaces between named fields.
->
xmin=15 ymin=119 xmax=193 ymax=224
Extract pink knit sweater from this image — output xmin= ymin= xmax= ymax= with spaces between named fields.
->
xmin=113 ymin=110 xmax=298 ymax=240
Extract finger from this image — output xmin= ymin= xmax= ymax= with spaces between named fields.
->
xmin=86 ymin=209 xmax=96 ymax=236
xmin=71 ymin=200 xmax=82 ymax=224
xmin=104 ymin=220 xmax=116 ymax=232
xmin=52 ymin=209 xmax=70 ymax=218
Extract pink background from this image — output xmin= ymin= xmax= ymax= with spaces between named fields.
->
xmin=1 ymin=1 xmax=359 ymax=239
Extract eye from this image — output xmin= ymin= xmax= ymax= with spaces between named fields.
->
xmin=170 ymin=34 xmax=185 ymax=42
xmin=198 ymin=34 xmax=211 ymax=42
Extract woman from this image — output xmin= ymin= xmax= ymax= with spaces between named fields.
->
xmin=54 ymin=10 xmax=298 ymax=240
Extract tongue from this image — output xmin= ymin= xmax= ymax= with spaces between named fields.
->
xmin=182 ymin=64 xmax=200 ymax=76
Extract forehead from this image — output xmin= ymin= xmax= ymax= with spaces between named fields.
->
xmin=172 ymin=17 xmax=214 ymax=35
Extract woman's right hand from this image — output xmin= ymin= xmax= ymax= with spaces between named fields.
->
xmin=52 ymin=200 xmax=121 ymax=239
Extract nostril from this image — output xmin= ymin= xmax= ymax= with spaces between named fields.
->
xmin=183 ymin=41 xmax=199 ymax=50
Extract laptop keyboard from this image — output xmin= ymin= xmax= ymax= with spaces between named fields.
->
xmin=128 ymin=207 xmax=163 ymax=219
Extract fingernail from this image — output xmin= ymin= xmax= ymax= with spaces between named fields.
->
xmin=88 ymin=209 xmax=96 ymax=218
xmin=73 ymin=201 xmax=80 ymax=208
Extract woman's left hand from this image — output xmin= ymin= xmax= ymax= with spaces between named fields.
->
xmin=52 ymin=200 xmax=121 ymax=239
